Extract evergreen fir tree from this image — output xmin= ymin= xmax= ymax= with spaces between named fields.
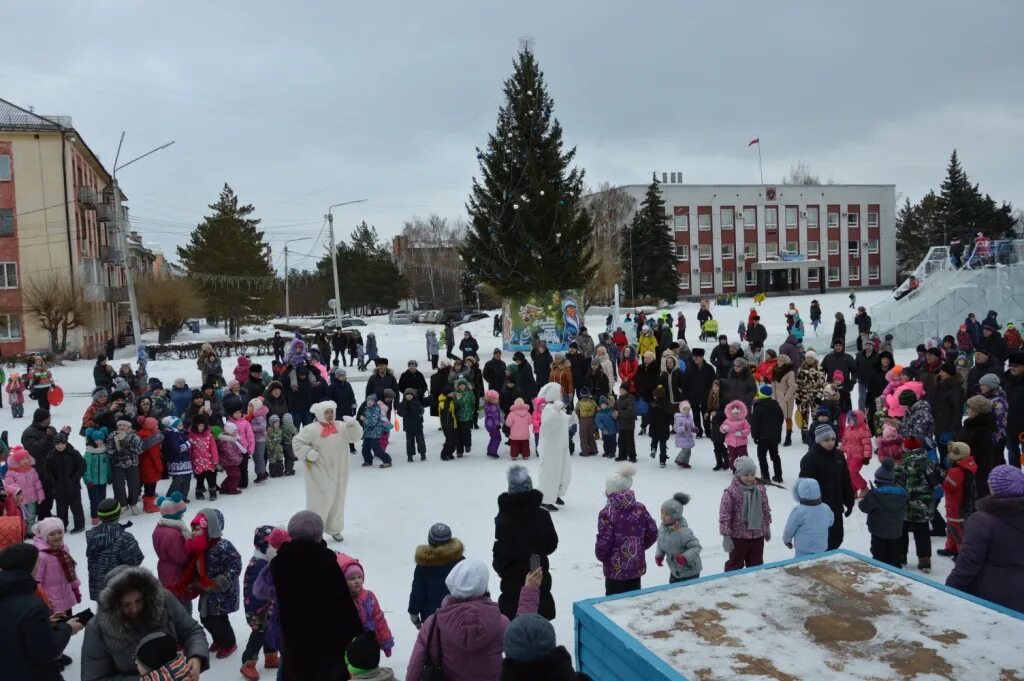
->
xmin=317 ymin=221 xmax=409 ymax=312
xmin=620 ymin=175 xmax=678 ymax=303
xmin=178 ymin=184 xmax=278 ymax=337
xmin=461 ymin=43 xmax=596 ymax=297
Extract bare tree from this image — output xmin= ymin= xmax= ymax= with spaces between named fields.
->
xmin=22 ymin=272 xmax=92 ymax=353
xmin=136 ymin=276 xmax=203 ymax=343
xmin=397 ymin=215 xmax=465 ymax=307
xmin=783 ymin=162 xmax=822 ymax=185
xmin=584 ymin=183 xmax=637 ymax=303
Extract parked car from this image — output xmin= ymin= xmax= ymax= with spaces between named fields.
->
xmin=390 ymin=311 xmax=412 ymax=325
xmin=273 ymin=316 xmax=366 ymax=334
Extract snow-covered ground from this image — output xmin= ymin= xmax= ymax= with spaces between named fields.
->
xmin=2 ymin=289 xmax=958 ymax=680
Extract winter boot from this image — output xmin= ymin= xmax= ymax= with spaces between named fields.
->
xmin=142 ymin=496 xmax=160 ymax=513
xmin=917 ymin=557 xmax=931 ymax=573
xmin=264 ymin=652 xmax=279 ymax=669
xmin=759 ymin=464 xmax=771 ymax=481
xmin=783 ymin=430 xmax=792 ymax=447
xmin=240 ymin=660 xmax=260 ymax=680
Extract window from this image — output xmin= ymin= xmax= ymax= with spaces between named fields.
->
xmin=722 ymin=244 xmax=734 ymax=260
xmin=869 ymin=264 xmax=880 ymax=280
xmin=0 ymin=209 xmax=13 ymax=236
xmin=848 ymin=241 xmax=859 ymax=258
xmin=0 ymin=263 xmax=17 ymax=288
xmin=673 ymin=214 xmax=689 ymax=232
xmin=828 ymin=267 xmax=840 ymax=282
xmin=849 ymin=266 xmax=860 ymax=280
xmin=827 ymin=240 xmax=840 ymax=255
xmin=0 ymin=155 xmax=10 ymax=181
xmin=785 ymin=207 xmax=798 ymax=228
xmin=867 ymin=238 xmax=879 ymax=254
xmin=744 ymin=243 xmax=757 ymax=259
xmin=743 ymin=207 xmax=756 ymax=228
xmin=721 ymin=207 xmax=735 ymax=230
xmin=722 ymin=271 xmax=736 ymax=287
xmin=745 ymin=270 xmax=757 ymax=286
xmin=847 ymin=212 xmax=859 ymax=227
xmin=867 ymin=212 xmax=879 ymax=227
xmin=806 ymin=206 xmax=819 ymax=227
xmin=766 ymin=242 xmax=779 ymax=258
xmin=827 ymin=211 xmax=839 ymax=228
xmin=807 ymin=241 xmax=819 ymax=257
xmin=675 ymin=244 xmax=689 ymax=260
xmin=697 ymin=214 xmax=711 ymax=231
xmin=808 ymin=268 xmax=820 ymax=282
xmin=784 ymin=241 xmax=799 ymax=254
xmin=699 ymin=244 xmax=713 ymax=260
xmin=679 ymin=273 xmax=690 ymax=289
xmin=0 ymin=313 xmax=21 ymax=340
xmin=765 ymin=207 xmax=778 ymax=229
xmin=699 ymin=272 xmax=713 ymax=289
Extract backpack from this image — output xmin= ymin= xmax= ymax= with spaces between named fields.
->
xmin=960 ymin=468 xmax=978 ymax=518
xmin=634 ymin=397 xmax=650 ymax=416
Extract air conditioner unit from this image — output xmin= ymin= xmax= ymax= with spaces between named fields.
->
xmin=800 ymin=211 xmax=807 ymax=218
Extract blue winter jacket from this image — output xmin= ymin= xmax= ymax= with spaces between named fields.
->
xmin=407 ymin=538 xmax=465 ymax=621
xmin=169 ymin=385 xmax=192 ymax=419
xmin=595 ymin=408 xmax=618 ymax=435
xmin=782 ymin=479 xmax=835 ymax=556
xmin=162 ymin=428 xmax=193 ymax=477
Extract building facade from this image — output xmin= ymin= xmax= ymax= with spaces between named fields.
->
xmin=0 ymin=98 xmax=133 ymax=356
xmin=618 ymin=183 xmax=897 ymax=298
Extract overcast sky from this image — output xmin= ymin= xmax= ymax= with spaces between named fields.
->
xmin=3 ymin=1 xmax=1021 ymax=272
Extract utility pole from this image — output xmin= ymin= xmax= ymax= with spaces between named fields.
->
xmin=325 ymin=200 xmax=368 ymax=326
xmin=282 ymin=236 xmax=312 ymax=323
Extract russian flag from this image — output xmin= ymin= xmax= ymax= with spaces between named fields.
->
xmin=748 ymin=138 xmax=760 ymax=147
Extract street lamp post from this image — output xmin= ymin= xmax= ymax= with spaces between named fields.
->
xmin=325 ymin=199 xmax=367 ymax=326
xmin=283 ymin=237 xmax=313 ymax=323
xmin=112 ymin=133 xmax=175 ymax=348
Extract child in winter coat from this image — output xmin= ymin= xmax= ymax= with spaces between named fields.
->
xmin=655 ymin=492 xmax=703 ymax=583
xmin=152 ymin=492 xmax=192 ymax=610
xmin=505 ymin=398 xmax=533 ymax=460
xmin=359 ymin=394 xmax=394 ymax=468
xmin=595 ymin=463 xmax=658 ymax=595
xmin=674 ymin=401 xmax=696 ymax=468
xmin=107 ymin=419 xmax=143 ymax=515
xmin=188 ymin=414 xmax=219 ymax=501
xmin=437 ymin=391 xmax=460 ymax=461
xmin=241 ymin=525 xmax=279 ymax=677
xmin=2 ymin=482 xmax=27 ymax=545
xmin=707 ymin=380 xmax=729 ymax=471
xmin=134 ymin=632 xmax=192 ymax=681
xmin=228 ymin=407 xmax=256 ymax=488
xmin=45 ymin=432 xmax=86 ymax=533
xmin=83 ymin=428 xmax=111 ymax=525
xmin=649 ymin=385 xmax=674 ymax=467
xmin=720 ymin=400 xmax=751 ymax=471
xmin=280 ymin=413 xmax=297 ymax=476
xmin=265 ymin=415 xmax=285 ymax=476
xmin=719 ymin=456 xmax=772 ymax=571
xmin=841 ymin=410 xmax=873 ymax=498
xmin=137 ymin=417 xmax=165 ymax=513
xmin=858 ymin=458 xmax=909 ymax=568
xmin=531 ymin=395 xmax=546 ymax=449
xmin=397 ymin=388 xmax=427 ymax=462
xmin=613 ymin=385 xmax=637 ymax=463
xmin=484 ymin=390 xmax=503 ymax=459
xmin=181 ymin=509 xmax=241 ymax=657
xmin=4 ymin=445 xmax=45 ymax=527
xmin=338 ymin=554 xmax=395 ymax=658
xmin=939 ymin=442 xmax=978 ymax=559
xmin=595 ymin=396 xmax=618 ymax=460
xmin=407 ymin=523 xmax=465 ymax=627
xmin=782 ymin=478 xmax=834 ymax=557
xmin=876 ymin=424 xmax=903 ymax=464
xmin=85 ymin=498 xmax=145 ymax=599
xmin=5 ymin=371 xmax=25 ymax=418
xmin=247 ymin=396 xmax=269 ymax=484
xmin=452 ymin=378 xmax=476 ymax=453
xmin=32 ymin=517 xmax=82 ymax=615
xmin=160 ymin=417 xmax=192 ymax=501
xmin=894 ymin=438 xmax=935 ymax=572
xmin=575 ymin=387 xmax=599 ymax=458
xmin=379 ymin=390 xmax=397 ymax=451
xmin=216 ymin=423 xmax=246 ymax=495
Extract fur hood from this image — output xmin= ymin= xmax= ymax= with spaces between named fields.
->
xmin=310 ymin=400 xmax=338 ymax=424
xmin=414 ymin=538 xmax=465 ymax=567
xmin=724 ymin=400 xmax=748 ymax=421
xmin=95 ymin=566 xmax=168 ymax=652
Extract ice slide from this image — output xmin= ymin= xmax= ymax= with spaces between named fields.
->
xmin=871 ymin=239 xmax=1024 ymax=349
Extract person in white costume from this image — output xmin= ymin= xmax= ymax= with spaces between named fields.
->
xmin=291 ymin=400 xmax=363 ymax=541
xmin=536 ymin=382 xmax=574 ymax=511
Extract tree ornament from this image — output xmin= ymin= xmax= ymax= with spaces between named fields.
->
xmin=513 ymin=204 xmax=520 ymax=210
xmin=527 ymin=90 xmax=533 ymax=96
xmin=539 ymin=190 xmax=545 ymax=196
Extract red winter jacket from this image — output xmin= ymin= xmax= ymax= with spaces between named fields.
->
xmin=942 ymin=456 xmax=978 ymax=522
xmin=612 ymin=330 xmax=628 ymax=351
xmin=138 ymin=426 xmax=165 ymax=485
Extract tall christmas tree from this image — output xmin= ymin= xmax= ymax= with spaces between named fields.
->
xmin=461 ymin=42 xmax=596 ymax=297
xmin=177 ymin=183 xmax=279 ymax=337
xmin=621 ymin=175 xmax=678 ymax=303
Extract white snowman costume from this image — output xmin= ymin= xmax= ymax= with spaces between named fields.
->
xmin=536 ymin=382 xmax=574 ymax=506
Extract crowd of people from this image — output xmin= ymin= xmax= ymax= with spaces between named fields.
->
xmin=0 ymin=296 xmax=1022 ymax=680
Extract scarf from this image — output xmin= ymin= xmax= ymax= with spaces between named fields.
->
xmin=319 ymin=421 xmax=338 ymax=438
xmin=43 ymin=545 xmax=77 ymax=584
xmin=176 ymin=535 xmax=218 ymax=596
xmin=158 ymin=517 xmax=192 ymax=539
xmin=739 ymin=481 xmax=763 ymax=531
xmin=800 ymin=498 xmax=822 ymax=507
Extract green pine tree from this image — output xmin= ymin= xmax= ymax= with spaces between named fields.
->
xmin=621 ymin=175 xmax=678 ymax=303
xmin=317 ymin=221 xmax=409 ymax=312
xmin=461 ymin=43 xmax=596 ymax=297
xmin=177 ymin=184 xmax=279 ymax=337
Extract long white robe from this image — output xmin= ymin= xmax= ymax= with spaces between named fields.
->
xmin=291 ymin=401 xmax=363 ymax=535
xmin=536 ymin=383 xmax=573 ymax=504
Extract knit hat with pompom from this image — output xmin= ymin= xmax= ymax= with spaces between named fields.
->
xmin=605 ymin=462 xmax=637 ymax=494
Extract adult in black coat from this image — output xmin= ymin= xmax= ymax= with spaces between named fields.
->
xmin=750 ymin=392 xmax=785 ymax=481
xmin=977 ymin=325 xmax=1009 ymax=364
xmin=325 ymin=372 xmax=358 ymax=418
xmin=966 ymin=349 xmax=1001 ymax=399
xmin=444 ymin=321 xmax=457 ymax=360
xmin=365 ymin=359 xmax=399 ymax=399
xmin=566 ymin=345 xmax=590 ymax=397
xmin=1005 ymin=356 xmax=1024 ymax=467
xmin=483 ymin=349 xmax=507 ymax=392
xmin=397 ymin=361 xmax=430 ymax=402
xmin=684 ymin=350 xmax=717 ymax=437
xmin=513 ymin=353 xmax=539 ymax=402
xmin=0 ymin=544 xmax=81 ymax=681
xmin=586 ymin=363 xmax=611 ymax=400
xmin=243 ymin=364 xmax=265 ymax=401
xmin=429 ymin=364 xmax=451 ymax=417
xmin=866 ymin=351 xmax=894 ymax=426
xmin=531 ymin=342 xmax=553 ymax=387
xmin=799 ymin=428 xmax=855 ymax=549
xmin=954 ymin=405 xmax=998 ymax=498
xmin=493 ymin=466 xmax=559 ymax=621
xmin=821 ymin=341 xmax=858 ymax=388
xmin=831 ymin=312 xmax=847 ymax=348
xmin=854 ymin=307 xmax=872 ymax=350
xmin=929 ymin=368 xmax=964 ymax=441
xmin=721 ymin=361 xmax=756 ymax=408
xmin=45 ymin=437 xmax=86 ymax=531
xmin=709 ymin=336 xmax=732 ymax=378
xmin=746 ymin=318 xmax=767 ymax=351
xmin=458 ymin=331 xmax=480 ymax=360
xmin=93 ymin=356 xmax=116 ymax=391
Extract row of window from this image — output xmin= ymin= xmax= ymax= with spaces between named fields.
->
xmin=674 ymin=239 xmax=880 ymax=260
xmin=679 ymin=265 xmax=879 ymax=291
xmin=673 ymin=206 xmax=880 ymax=232
xmin=0 ymin=313 xmax=21 ymax=340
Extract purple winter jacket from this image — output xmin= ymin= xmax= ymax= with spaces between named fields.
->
xmin=595 ymin=490 xmax=658 ymax=580
xmin=719 ymin=477 xmax=772 ymax=540
xmin=946 ymin=495 xmax=1024 ymax=614
xmin=484 ymin=402 xmax=502 ymax=433
xmin=405 ymin=585 xmax=539 ymax=681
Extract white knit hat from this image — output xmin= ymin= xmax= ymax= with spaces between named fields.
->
xmin=445 ymin=559 xmax=490 ymax=599
xmin=605 ymin=462 xmax=637 ymax=494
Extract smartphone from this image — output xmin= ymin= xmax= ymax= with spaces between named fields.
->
xmin=204 ymin=400 xmax=211 ymax=411
xmin=529 ymin=554 xmax=541 ymax=572
xmin=72 ymin=608 xmax=94 ymax=625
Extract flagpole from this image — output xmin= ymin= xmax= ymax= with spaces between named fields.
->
xmin=756 ymin=135 xmax=764 ymax=186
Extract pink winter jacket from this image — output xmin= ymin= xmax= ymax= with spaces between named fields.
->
xmin=531 ymin=397 xmax=545 ymax=432
xmin=5 ymin=463 xmax=45 ymax=504
xmin=233 ymin=356 xmax=251 ymax=385
xmin=152 ymin=520 xmax=192 ymax=602
xmin=884 ymin=381 xmax=925 ymax=419
xmin=32 ymin=536 xmax=81 ymax=613
xmin=718 ymin=477 xmax=772 ymax=540
xmin=230 ymin=416 xmax=256 ymax=455
xmin=719 ymin=401 xmax=751 ymax=449
xmin=405 ymin=585 xmax=540 ymax=681
xmin=505 ymin=402 xmax=533 ymax=440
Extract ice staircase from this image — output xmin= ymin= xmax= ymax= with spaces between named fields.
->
xmin=871 ymin=239 xmax=1024 ymax=349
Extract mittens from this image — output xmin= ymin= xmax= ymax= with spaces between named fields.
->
xmin=409 ymin=613 xmax=422 ymax=628
xmin=654 ymin=555 xmax=664 ymax=567
xmin=722 ymin=535 xmax=734 ymax=553
xmin=674 ymin=555 xmax=687 ymax=566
